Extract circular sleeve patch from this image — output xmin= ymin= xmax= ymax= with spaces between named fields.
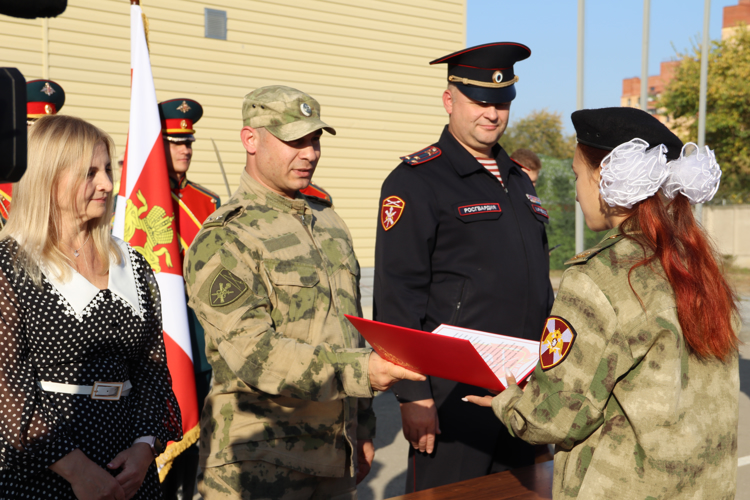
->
xmin=539 ymin=316 xmax=577 ymax=370
xmin=381 ymin=196 xmax=405 ymax=231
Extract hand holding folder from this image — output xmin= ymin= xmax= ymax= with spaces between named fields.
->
xmin=346 ymin=315 xmax=540 ymax=392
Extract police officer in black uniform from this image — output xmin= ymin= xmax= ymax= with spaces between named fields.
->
xmin=373 ymin=42 xmax=555 ymax=493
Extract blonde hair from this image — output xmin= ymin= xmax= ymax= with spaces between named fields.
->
xmin=1 ymin=115 xmax=121 ymax=286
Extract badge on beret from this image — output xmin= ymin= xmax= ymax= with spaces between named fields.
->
xmin=381 ymin=196 xmax=405 ymax=231
xmin=539 ymin=316 xmax=576 ymax=370
xmin=300 ymin=103 xmax=312 ymax=117
xmin=210 ymin=269 xmax=248 ymax=307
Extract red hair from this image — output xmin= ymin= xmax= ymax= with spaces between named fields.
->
xmin=579 ymin=144 xmax=739 ymax=361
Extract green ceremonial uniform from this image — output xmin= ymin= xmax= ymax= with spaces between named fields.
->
xmin=184 ymin=170 xmax=375 ymax=488
xmin=492 ymin=227 xmax=739 ymax=499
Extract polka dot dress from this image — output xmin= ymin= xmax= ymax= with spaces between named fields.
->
xmin=0 ymin=239 xmax=182 ymax=499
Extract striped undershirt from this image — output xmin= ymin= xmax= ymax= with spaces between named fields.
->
xmin=476 ymin=157 xmax=505 ymax=188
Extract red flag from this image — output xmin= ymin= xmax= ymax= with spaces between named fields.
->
xmin=113 ymin=3 xmax=198 ymax=480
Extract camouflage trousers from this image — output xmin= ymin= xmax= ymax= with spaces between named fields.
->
xmin=198 ymin=461 xmax=357 ymax=500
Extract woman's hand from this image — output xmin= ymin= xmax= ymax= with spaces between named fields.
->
xmin=50 ymin=449 xmax=126 ymax=500
xmin=463 ymin=368 xmax=518 ymax=407
xmin=107 ymin=443 xmax=154 ymax=499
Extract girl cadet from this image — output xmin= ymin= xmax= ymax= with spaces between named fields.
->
xmin=467 ymin=107 xmax=739 ymax=499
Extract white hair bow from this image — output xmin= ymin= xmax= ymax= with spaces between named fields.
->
xmin=598 ymin=138 xmax=721 ymax=209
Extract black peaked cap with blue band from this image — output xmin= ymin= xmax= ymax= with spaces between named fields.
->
xmin=572 ymin=107 xmax=684 ymax=161
xmin=430 ymin=42 xmax=531 ymax=104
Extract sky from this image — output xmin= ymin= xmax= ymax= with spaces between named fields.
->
xmin=466 ymin=0 xmax=738 ymax=133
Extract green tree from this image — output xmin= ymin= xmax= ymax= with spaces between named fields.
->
xmin=500 ymin=109 xmax=576 ymax=159
xmin=661 ymin=26 xmax=750 ymax=203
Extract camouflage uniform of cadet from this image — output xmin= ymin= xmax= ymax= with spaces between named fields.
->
xmin=185 ymin=168 xmax=375 ymax=498
xmin=491 ymin=227 xmax=739 ymax=499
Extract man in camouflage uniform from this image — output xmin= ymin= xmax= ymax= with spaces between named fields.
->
xmin=184 ymin=85 xmax=424 ymax=500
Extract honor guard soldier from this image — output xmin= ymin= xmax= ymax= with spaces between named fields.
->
xmin=158 ymin=98 xmax=220 ymax=500
xmin=0 ymin=79 xmax=66 ymax=223
xmin=373 ymin=42 xmax=555 ymax=492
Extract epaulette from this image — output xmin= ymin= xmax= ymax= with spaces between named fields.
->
xmin=300 ymin=183 xmax=333 ymax=206
xmin=564 ymin=233 xmax=625 ymax=266
xmin=509 ymin=158 xmax=526 ymax=171
xmin=188 ymin=180 xmax=221 ymax=203
xmin=203 ymin=205 xmax=244 ymax=228
xmin=400 ymin=146 xmax=442 ymax=166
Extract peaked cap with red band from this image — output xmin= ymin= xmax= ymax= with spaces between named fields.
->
xmin=27 ymin=79 xmax=65 ymax=119
xmin=158 ymin=98 xmax=203 ymax=142
xmin=430 ymin=42 xmax=531 ymax=104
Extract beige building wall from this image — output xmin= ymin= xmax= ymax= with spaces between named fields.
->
xmin=703 ymin=205 xmax=750 ymax=268
xmin=0 ymin=0 xmax=466 ymax=267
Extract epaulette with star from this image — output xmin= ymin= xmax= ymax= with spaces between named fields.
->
xmin=400 ymin=146 xmax=442 ymax=166
xmin=564 ymin=233 xmax=625 ymax=266
xmin=188 ymin=180 xmax=221 ymax=204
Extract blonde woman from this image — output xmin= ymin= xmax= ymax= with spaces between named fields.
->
xmin=0 ymin=115 xmax=181 ymax=499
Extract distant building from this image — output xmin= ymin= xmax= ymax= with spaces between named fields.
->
xmin=620 ymin=0 xmax=750 ymax=128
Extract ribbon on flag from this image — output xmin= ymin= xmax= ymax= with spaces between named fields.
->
xmin=113 ymin=2 xmax=199 ymax=480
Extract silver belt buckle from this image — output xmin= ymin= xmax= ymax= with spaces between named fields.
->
xmin=91 ymin=381 xmax=124 ymax=401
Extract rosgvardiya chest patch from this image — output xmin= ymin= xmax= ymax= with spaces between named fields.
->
xmin=210 ymin=269 xmax=248 ymax=307
xmin=381 ymin=196 xmax=405 ymax=231
xmin=539 ymin=316 xmax=577 ymax=370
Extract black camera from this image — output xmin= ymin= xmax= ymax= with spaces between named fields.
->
xmin=0 ymin=0 xmax=67 ymax=183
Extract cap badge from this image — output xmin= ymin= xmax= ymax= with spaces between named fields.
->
xmin=180 ymin=119 xmax=188 ymax=129
xmin=381 ymin=196 xmax=405 ymax=231
xmin=300 ymin=102 xmax=312 ymax=117
xmin=177 ymin=101 xmax=192 ymax=113
xmin=492 ymin=71 xmax=503 ymax=84
xmin=44 ymin=104 xmax=53 ymax=114
xmin=41 ymin=82 xmax=55 ymax=96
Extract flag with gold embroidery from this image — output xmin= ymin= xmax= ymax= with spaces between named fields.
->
xmin=112 ymin=2 xmax=199 ymax=480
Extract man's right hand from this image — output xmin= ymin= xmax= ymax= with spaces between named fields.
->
xmin=400 ymin=398 xmax=441 ymax=454
xmin=368 ymin=352 xmax=425 ymax=392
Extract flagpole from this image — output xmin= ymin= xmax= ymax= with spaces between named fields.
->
xmin=695 ymin=0 xmax=711 ymax=224
xmin=575 ymin=0 xmax=585 ymax=254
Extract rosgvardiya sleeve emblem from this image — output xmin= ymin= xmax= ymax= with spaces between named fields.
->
xmin=210 ymin=269 xmax=248 ymax=307
xmin=539 ymin=316 xmax=577 ymax=370
xmin=381 ymin=196 xmax=405 ymax=231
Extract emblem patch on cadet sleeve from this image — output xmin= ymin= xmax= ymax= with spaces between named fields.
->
xmin=539 ymin=316 xmax=577 ymax=370
xmin=210 ymin=269 xmax=248 ymax=307
xmin=381 ymin=196 xmax=405 ymax=231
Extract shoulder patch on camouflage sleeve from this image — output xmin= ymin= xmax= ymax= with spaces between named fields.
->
xmin=400 ymin=146 xmax=441 ymax=166
xmin=540 ymin=316 xmax=577 ymax=370
xmin=210 ymin=269 xmax=248 ymax=307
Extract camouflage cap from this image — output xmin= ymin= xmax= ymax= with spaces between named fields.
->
xmin=242 ymin=85 xmax=336 ymax=142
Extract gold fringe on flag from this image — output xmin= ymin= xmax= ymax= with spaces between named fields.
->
xmin=156 ymin=423 xmax=200 ymax=482
xmin=142 ymin=12 xmax=150 ymax=52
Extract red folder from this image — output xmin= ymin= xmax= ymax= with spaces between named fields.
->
xmin=345 ymin=315 xmax=537 ymax=392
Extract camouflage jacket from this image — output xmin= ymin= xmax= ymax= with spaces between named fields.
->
xmin=492 ymin=226 xmax=739 ymax=499
xmin=184 ymin=170 xmax=374 ymax=478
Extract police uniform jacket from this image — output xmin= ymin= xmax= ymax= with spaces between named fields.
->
xmin=374 ymin=126 xmax=555 ymax=403
xmin=184 ymin=171 xmax=374 ymax=478
xmin=492 ymin=227 xmax=739 ymax=499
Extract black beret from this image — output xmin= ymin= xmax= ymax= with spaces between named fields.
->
xmin=430 ymin=42 xmax=531 ymax=104
xmin=571 ymin=107 xmax=683 ymax=160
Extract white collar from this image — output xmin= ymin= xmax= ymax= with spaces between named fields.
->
xmin=43 ymin=237 xmax=141 ymax=318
